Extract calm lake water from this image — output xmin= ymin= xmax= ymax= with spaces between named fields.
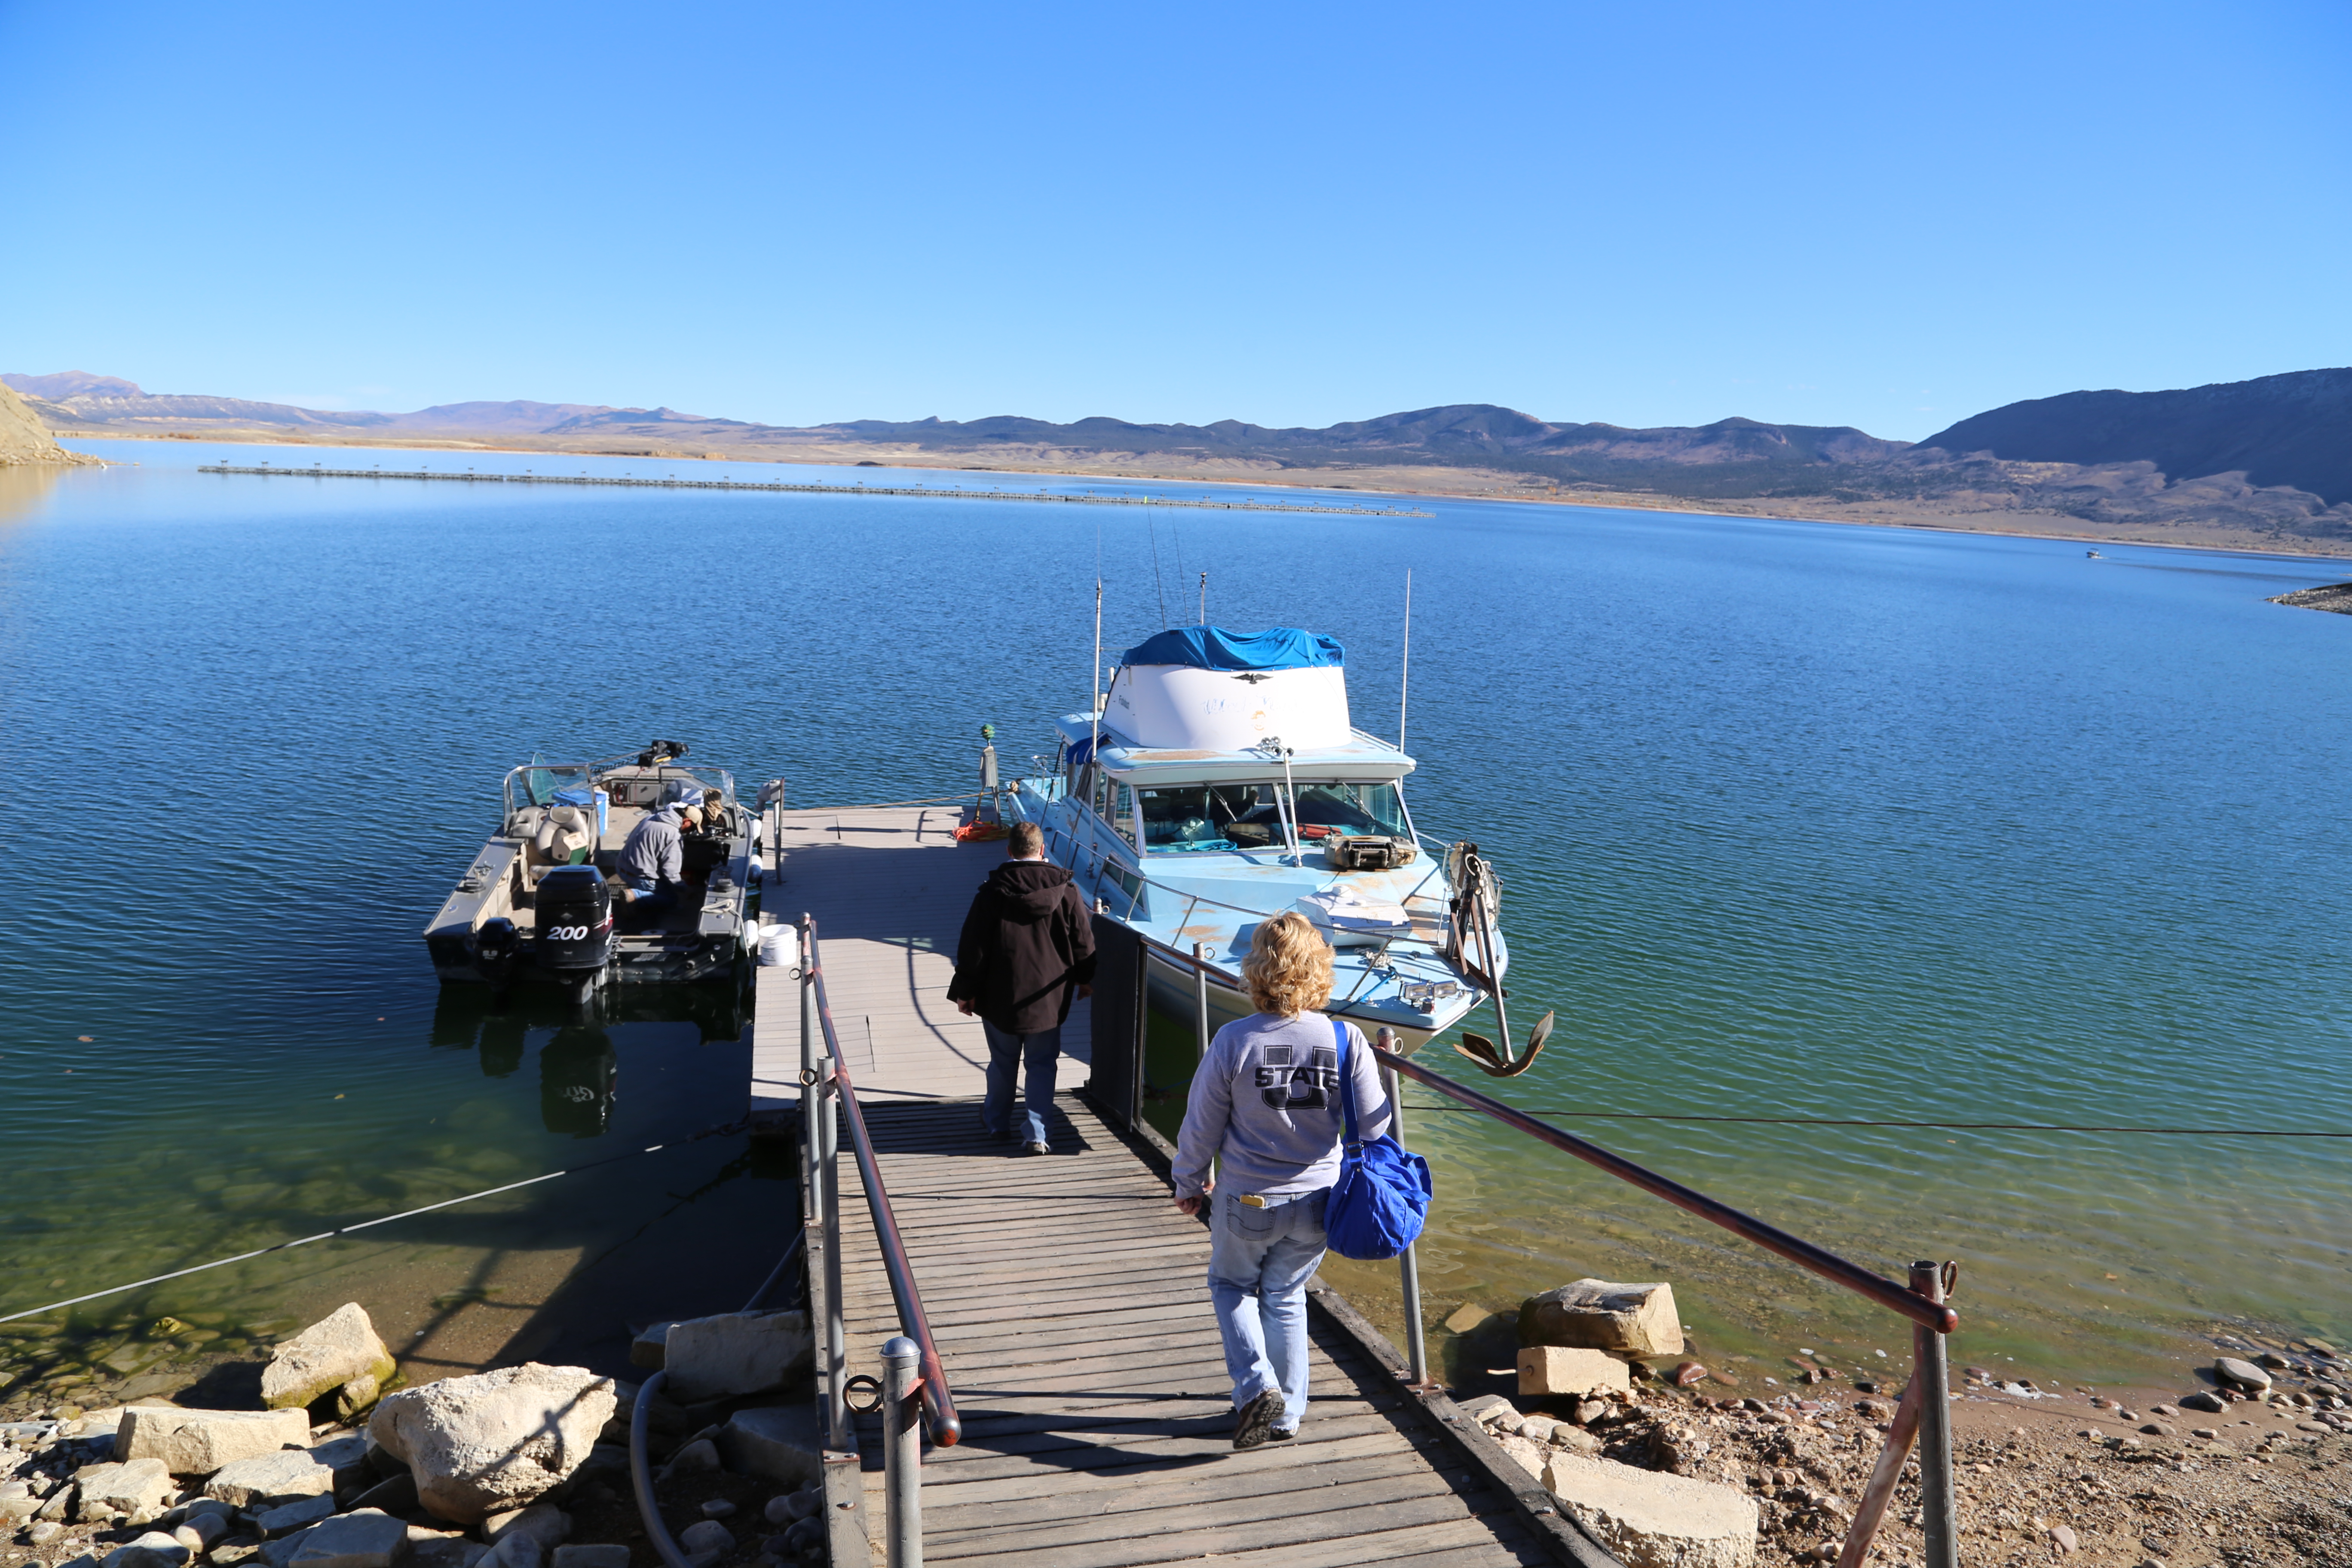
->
xmin=3 ymin=439 xmax=2347 ymax=1396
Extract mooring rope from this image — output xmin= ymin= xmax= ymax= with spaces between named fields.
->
xmin=1406 ymin=1105 xmax=2350 ymax=1139
xmin=0 ymin=1116 xmax=753 ymax=1326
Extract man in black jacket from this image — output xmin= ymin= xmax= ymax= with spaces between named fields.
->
xmin=948 ymin=821 xmax=1097 ymax=1155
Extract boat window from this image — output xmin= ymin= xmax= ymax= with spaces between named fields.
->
xmin=1135 ymin=782 xmax=1283 ymax=853
xmin=1114 ymin=784 xmax=1141 ymax=849
xmin=1292 ymin=781 xmax=1410 ymax=840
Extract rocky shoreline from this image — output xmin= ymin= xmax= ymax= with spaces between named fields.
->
xmin=4 ymin=1304 xmax=824 ymax=1568
xmin=1442 ymin=1286 xmax=2352 ymax=1568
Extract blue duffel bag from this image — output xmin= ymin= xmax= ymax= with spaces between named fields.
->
xmin=1323 ymin=1017 xmax=1432 ymax=1261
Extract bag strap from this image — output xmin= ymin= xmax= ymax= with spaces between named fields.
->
xmin=1333 ymin=1015 xmax=1360 ymax=1148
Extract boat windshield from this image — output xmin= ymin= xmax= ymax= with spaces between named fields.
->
xmin=1135 ymin=780 xmax=1410 ymax=853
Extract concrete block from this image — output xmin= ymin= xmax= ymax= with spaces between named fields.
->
xmin=660 ymin=1312 xmax=811 ymax=1403
xmin=116 ymin=1409 xmax=313 ymax=1476
xmin=287 ymin=1510 xmax=409 ymax=1568
xmin=1542 ymin=1452 xmax=1758 ymax=1568
xmin=1517 ymin=1345 xmax=1633 ymax=1398
xmin=715 ymin=1406 xmax=820 ymax=1491
xmin=207 ymin=1451 xmax=336 ymax=1509
xmin=255 ymin=1495 xmax=338 ymax=1538
xmin=1520 ymin=1280 xmax=1684 ymax=1358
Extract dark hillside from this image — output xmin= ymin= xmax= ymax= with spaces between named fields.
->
xmin=1920 ymin=368 xmax=2352 ymax=506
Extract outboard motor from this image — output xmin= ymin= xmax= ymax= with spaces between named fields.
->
xmin=535 ymin=866 xmax=615 ymax=977
xmin=472 ymin=917 xmax=522 ymax=990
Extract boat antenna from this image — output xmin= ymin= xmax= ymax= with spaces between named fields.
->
xmin=1091 ymin=577 xmax=1104 ymax=772
xmin=1398 ymin=567 xmax=1412 ymax=751
xmin=1148 ymin=517 xmax=1170 ymax=628
xmin=1197 ymin=570 xmax=1207 ymax=625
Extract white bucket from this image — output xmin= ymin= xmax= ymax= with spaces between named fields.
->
xmin=758 ymin=922 xmax=800 ymax=969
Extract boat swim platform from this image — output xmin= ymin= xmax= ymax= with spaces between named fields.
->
xmin=747 ymin=805 xmax=1599 ymax=1567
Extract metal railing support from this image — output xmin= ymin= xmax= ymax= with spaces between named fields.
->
xmin=800 ymin=915 xmax=848 ymax=1450
xmin=1911 ymin=1262 xmax=1959 ymax=1568
xmin=881 ymin=1335 xmax=923 ymax=1568
xmin=1374 ymin=1028 xmax=1430 ymax=1387
xmin=1192 ymin=942 xmax=1212 ymax=1063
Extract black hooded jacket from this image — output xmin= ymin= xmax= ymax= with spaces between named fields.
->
xmin=947 ymin=858 xmax=1099 ymax=1034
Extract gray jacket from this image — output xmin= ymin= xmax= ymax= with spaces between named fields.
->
xmin=1173 ymin=1011 xmax=1392 ymax=1200
xmin=617 ymin=806 xmax=684 ymax=887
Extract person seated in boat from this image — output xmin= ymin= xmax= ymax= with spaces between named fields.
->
xmin=615 ymin=800 xmax=698 ymax=924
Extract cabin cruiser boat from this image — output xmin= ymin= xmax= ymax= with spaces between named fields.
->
xmin=1002 ymin=626 xmax=1545 ymax=1067
xmin=423 ymin=741 xmax=762 ymax=991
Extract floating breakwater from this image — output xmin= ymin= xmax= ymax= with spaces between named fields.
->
xmin=197 ymin=464 xmax=1433 ymax=517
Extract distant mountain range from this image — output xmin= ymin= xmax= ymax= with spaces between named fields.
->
xmin=1922 ymin=368 xmax=2352 ymax=508
xmin=10 ymin=366 xmax=2349 ymax=548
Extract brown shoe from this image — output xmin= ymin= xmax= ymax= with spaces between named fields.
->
xmin=1232 ymin=1388 xmax=1284 ymax=1451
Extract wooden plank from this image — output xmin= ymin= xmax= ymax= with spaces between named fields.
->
xmin=793 ymin=810 xmax=1565 ymax=1568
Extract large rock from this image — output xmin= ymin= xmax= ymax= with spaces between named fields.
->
xmin=263 ymin=1306 xmax=398 ymax=1414
xmin=207 ymin=1451 xmax=337 ymax=1508
xmin=102 ymin=1531 xmax=191 ymax=1568
xmin=1518 ymin=1346 xmax=1633 ymax=1398
xmin=1542 ymin=1452 xmax=1758 ymax=1568
xmin=74 ymin=1459 xmax=175 ymax=1525
xmin=117 ymin=1409 xmax=312 ymax=1475
xmin=715 ymin=1406 xmax=821 ymax=1491
xmin=660 ymin=1312 xmax=812 ymax=1403
xmin=286 ymin=1510 xmax=407 ymax=1568
xmin=1520 ymin=1280 xmax=1684 ymax=1358
xmin=2215 ymin=1357 xmax=2272 ymax=1391
xmin=367 ymin=1364 xmax=616 ymax=1525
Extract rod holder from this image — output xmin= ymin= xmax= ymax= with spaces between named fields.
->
xmin=881 ymin=1335 xmax=923 ymax=1568
xmin=1192 ymin=943 xmax=1213 ymax=1065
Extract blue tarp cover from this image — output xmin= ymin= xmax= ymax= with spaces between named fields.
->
xmin=1122 ymin=625 xmax=1344 ymax=671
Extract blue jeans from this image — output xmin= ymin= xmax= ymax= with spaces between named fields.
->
xmin=980 ymin=1020 xmax=1060 ymax=1143
xmin=1207 ymin=1186 xmax=1328 ymax=1433
xmin=625 ymin=878 xmax=677 ymax=917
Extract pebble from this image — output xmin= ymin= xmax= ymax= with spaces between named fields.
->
xmin=2051 ymin=1524 xmax=2078 ymax=1553
xmin=1672 ymin=1362 xmax=1708 ymax=1388
xmin=2150 ymin=1404 xmax=2177 ymax=1417
xmin=2215 ymin=1357 xmax=2271 ymax=1391
xmin=699 ymin=1501 xmax=735 ymax=1519
xmin=677 ymin=1521 xmax=733 ymax=1557
xmin=2178 ymin=1391 xmax=2224 ymax=1414
xmin=2191 ymin=1428 xmax=2220 ymax=1440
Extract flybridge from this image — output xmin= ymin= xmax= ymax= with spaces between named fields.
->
xmin=1108 ymin=626 xmax=1356 ymax=753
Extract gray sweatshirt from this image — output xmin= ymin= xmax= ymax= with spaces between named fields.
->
xmin=617 ymin=806 xmax=684 ymax=886
xmin=1173 ymin=1011 xmax=1393 ymax=1200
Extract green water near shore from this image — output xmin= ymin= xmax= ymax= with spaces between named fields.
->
xmin=3 ymin=439 xmax=2348 ymax=1403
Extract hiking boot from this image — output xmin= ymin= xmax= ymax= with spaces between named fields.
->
xmin=1232 ymin=1388 xmax=1284 ymax=1450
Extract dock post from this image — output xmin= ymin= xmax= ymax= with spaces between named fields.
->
xmin=1911 ymin=1262 xmax=1958 ymax=1568
xmin=1375 ymin=1028 xmax=1428 ymax=1387
xmin=1191 ymin=943 xmax=1212 ymax=1064
xmin=881 ymin=1335 xmax=923 ymax=1568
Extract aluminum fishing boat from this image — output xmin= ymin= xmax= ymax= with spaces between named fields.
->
xmin=1001 ymin=625 xmax=1547 ymax=1069
xmin=423 ymin=741 xmax=766 ymax=991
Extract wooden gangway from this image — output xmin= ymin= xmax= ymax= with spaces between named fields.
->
xmin=752 ymin=806 xmax=1563 ymax=1567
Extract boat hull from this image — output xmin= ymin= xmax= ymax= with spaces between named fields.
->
xmin=1140 ymin=947 xmax=1446 ymax=1057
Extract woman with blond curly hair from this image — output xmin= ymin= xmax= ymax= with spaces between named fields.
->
xmin=1173 ymin=910 xmax=1391 ymax=1450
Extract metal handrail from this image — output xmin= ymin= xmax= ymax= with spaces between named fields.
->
xmin=805 ymin=917 xmax=963 ymax=1447
xmin=1368 ymin=1043 xmax=1959 ymax=1335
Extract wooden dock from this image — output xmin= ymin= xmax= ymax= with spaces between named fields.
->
xmin=752 ymin=805 xmax=1575 ymax=1567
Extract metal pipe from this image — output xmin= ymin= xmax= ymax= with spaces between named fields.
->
xmin=805 ymin=919 xmax=962 ymax=1446
xmin=881 ymin=1335 xmax=923 ymax=1568
xmin=1912 ymin=1262 xmax=1959 ymax=1568
xmin=1365 ymin=1042 xmax=1959 ymax=1335
xmin=1833 ymin=1369 xmax=1926 ymax=1568
xmin=819 ymin=1075 xmax=846 ymax=1447
xmin=1375 ymin=1028 xmax=1428 ymax=1387
xmin=627 ymin=1371 xmax=696 ymax=1568
xmin=1192 ymin=942 xmax=1212 ymax=1064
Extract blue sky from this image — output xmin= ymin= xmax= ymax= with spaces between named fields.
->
xmin=3 ymin=0 xmax=2346 ymax=441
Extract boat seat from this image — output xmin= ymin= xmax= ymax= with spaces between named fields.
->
xmin=525 ymin=805 xmax=596 ymax=884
